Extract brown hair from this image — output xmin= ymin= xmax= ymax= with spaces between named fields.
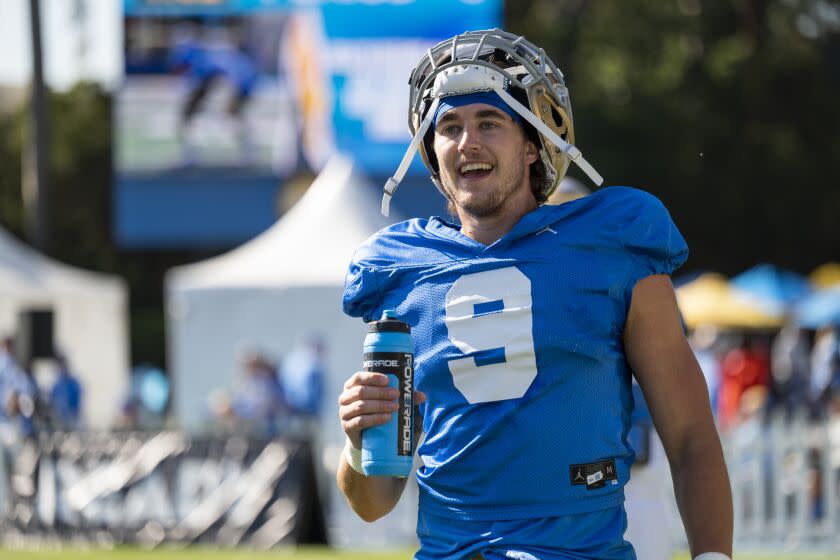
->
xmin=524 ymin=127 xmax=549 ymax=204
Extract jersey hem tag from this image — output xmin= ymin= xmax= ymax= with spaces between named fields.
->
xmin=570 ymin=459 xmax=618 ymax=490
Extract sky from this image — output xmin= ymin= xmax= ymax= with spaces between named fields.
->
xmin=0 ymin=0 xmax=121 ymax=91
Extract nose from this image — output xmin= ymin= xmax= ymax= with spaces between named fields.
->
xmin=457 ymin=124 xmax=481 ymax=154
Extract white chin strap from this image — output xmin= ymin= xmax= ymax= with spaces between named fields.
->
xmin=493 ymin=87 xmax=603 ymax=187
xmin=381 ymin=66 xmax=603 ymax=216
xmin=382 ymin=98 xmax=440 ymax=216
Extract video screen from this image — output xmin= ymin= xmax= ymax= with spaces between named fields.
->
xmin=114 ymin=0 xmax=501 ymax=248
xmin=118 ymin=12 xmax=296 ymax=174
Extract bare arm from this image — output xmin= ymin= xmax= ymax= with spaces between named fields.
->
xmin=336 ymin=370 xmax=425 ymax=522
xmin=624 ymin=275 xmax=733 ymax=558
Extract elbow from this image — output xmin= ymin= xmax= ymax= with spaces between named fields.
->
xmin=337 ymin=463 xmax=403 ymax=523
xmin=352 ymin=501 xmax=395 ymax=523
xmin=357 ymin=509 xmax=386 ymax=523
xmin=671 ymin=423 xmax=725 ymax=473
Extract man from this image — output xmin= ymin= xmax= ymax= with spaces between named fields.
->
xmin=0 ymin=337 xmax=38 ymax=440
xmin=48 ymin=353 xmax=83 ymax=430
xmin=337 ymin=30 xmax=732 ymax=560
xmin=169 ymin=27 xmax=258 ymax=167
xmin=228 ymin=349 xmax=286 ymax=436
xmin=280 ymin=335 xmax=325 ymax=419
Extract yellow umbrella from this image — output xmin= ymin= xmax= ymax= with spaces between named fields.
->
xmin=809 ymin=262 xmax=840 ymax=289
xmin=675 ymin=273 xmax=784 ymax=329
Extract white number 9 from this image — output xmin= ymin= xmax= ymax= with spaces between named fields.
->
xmin=444 ymin=267 xmax=538 ymax=404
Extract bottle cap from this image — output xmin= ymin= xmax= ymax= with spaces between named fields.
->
xmin=369 ymin=310 xmax=410 ymax=333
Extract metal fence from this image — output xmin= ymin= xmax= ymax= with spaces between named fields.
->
xmin=723 ymin=415 xmax=840 ymax=551
xmin=0 ymin=432 xmax=327 ymax=548
xmin=2 ymin=419 xmax=838 ymax=552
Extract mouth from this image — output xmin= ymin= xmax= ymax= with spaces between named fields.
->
xmin=458 ymin=162 xmax=494 ymax=181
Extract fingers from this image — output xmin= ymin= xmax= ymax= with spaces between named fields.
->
xmin=339 ymin=371 xmax=399 ymax=444
xmin=339 ymin=373 xmax=429 ymax=450
xmin=341 ymin=407 xmax=394 ymax=450
xmin=342 ymin=410 xmax=395 ymax=433
xmin=340 ymin=397 xmax=399 ymax=419
xmin=343 ymin=370 xmax=391 ymax=390
xmin=338 ymin=383 xmax=399 ymax=406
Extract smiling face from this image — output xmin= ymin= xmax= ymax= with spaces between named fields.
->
xmin=433 ymin=103 xmax=539 ymax=219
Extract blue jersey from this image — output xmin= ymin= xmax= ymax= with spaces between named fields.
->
xmin=343 ymin=186 xmax=687 ymax=522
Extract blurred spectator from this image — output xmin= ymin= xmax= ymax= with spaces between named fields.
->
xmin=0 ymin=337 xmax=38 ymax=441
xmin=115 ymin=365 xmax=170 ymax=430
xmin=138 ymin=367 xmax=170 ymax=417
xmin=807 ymin=447 xmax=825 ymax=521
xmin=766 ymin=324 xmax=811 ymax=421
xmin=115 ymin=396 xmax=141 ymax=430
xmin=808 ymin=326 xmax=840 ymax=419
xmin=279 ymin=336 xmax=324 ymax=419
xmin=718 ymin=334 xmax=771 ymax=430
xmin=48 ymin=353 xmax=83 ymax=430
xmin=223 ymin=350 xmax=286 ymax=436
xmin=279 ymin=336 xmax=325 ymax=440
xmin=206 ymin=388 xmax=235 ymax=431
xmin=738 ymin=385 xmax=769 ymax=425
xmin=688 ymin=326 xmax=722 ymax=415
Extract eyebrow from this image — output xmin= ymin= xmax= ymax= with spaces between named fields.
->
xmin=436 ymin=107 xmax=511 ymax=125
xmin=475 ymin=108 xmax=510 ymax=120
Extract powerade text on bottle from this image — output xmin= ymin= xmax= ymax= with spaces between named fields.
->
xmin=361 ymin=310 xmax=414 ymax=477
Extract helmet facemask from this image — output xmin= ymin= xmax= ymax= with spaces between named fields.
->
xmin=381 ymin=29 xmax=602 ymax=216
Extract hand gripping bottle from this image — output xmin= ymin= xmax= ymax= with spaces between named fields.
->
xmin=361 ymin=310 xmax=414 ymax=477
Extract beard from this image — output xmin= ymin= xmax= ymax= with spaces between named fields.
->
xmin=441 ymin=157 xmax=528 ymax=219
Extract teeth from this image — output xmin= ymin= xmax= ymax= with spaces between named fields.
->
xmin=460 ymin=163 xmax=492 ymax=173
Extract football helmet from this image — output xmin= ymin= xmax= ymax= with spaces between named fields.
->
xmin=381 ymin=28 xmax=603 ymax=216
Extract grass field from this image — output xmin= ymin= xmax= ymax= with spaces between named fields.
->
xmin=0 ymin=547 xmax=839 ymax=560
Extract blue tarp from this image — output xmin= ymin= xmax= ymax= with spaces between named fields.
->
xmin=730 ymin=264 xmax=812 ymax=311
xmin=795 ymin=286 xmax=840 ymax=328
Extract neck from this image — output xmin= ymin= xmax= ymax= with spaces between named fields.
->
xmin=457 ymin=187 xmax=539 ymax=245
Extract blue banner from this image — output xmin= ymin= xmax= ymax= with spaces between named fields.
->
xmin=318 ymin=0 xmax=502 ymax=175
xmin=124 ymin=0 xmax=291 ymax=16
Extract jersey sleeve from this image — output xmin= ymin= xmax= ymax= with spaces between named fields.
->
xmin=619 ymin=188 xmax=688 ymax=301
xmin=342 ymin=242 xmax=382 ymax=323
xmin=342 ymin=220 xmax=427 ymax=322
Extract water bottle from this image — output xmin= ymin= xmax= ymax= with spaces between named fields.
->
xmin=361 ymin=310 xmax=414 ymax=477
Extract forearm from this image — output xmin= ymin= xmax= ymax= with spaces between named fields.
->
xmin=337 ymin=454 xmax=407 ymax=522
xmin=335 ymin=372 xmax=422 ymax=522
xmin=670 ymin=427 xmax=733 ymax=558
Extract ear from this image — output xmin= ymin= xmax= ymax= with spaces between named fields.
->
xmin=524 ymin=140 xmax=539 ymax=165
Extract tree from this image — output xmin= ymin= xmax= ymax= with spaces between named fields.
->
xmin=508 ymin=0 xmax=840 ymax=274
xmin=0 ymin=83 xmax=193 ymax=367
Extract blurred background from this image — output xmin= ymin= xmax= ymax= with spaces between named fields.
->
xmin=0 ymin=0 xmax=838 ymax=558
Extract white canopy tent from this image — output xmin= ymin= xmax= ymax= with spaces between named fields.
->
xmin=166 ymin=155 xmax=420 ymax=545
xmin=166 ymin=155 xmax=402 ymax=436
xmin=0 ymin=227 xmax=129 ymax=429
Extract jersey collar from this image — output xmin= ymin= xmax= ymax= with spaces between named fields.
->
xmin=424 ymin=194 xmax=597 ymax=252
